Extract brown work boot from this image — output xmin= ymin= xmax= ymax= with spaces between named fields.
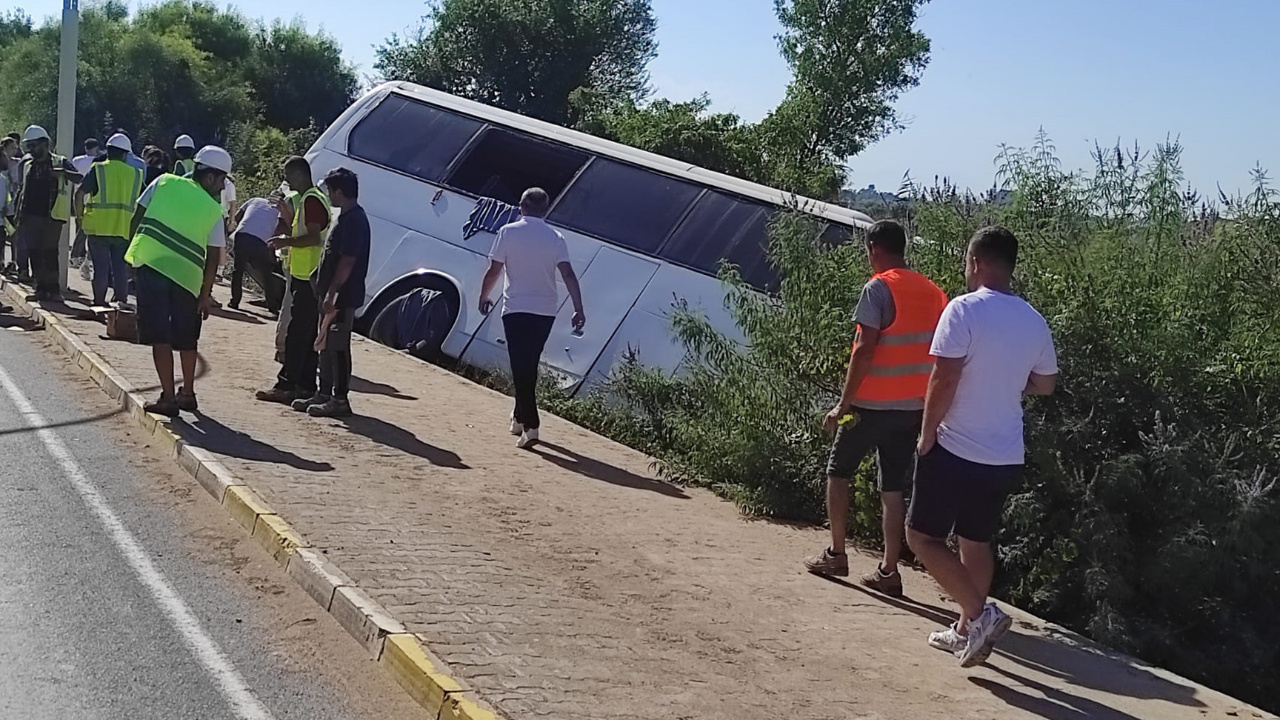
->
xmin=804 ymin=548 xmax=850 ymax=577
xmin=859 ymin=564 xmax=904 ymax=598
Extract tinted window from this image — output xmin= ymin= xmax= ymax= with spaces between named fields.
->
xmin=347 ymin=94 xmax=482 ymax=182
xmin=819 ymin=222 xmax=856 ymax=246
xmin=660 ymin=192 xmax=778 ymax=290
xmin=549 ymin=160 xmax=702 ymax=254
xmin=444 ymin=127 xmax=589 ymax=206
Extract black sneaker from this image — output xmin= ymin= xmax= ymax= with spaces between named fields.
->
xmin=256 ymin=387 xmax=301 ymax=404
xmin=176 ymin=391 xmax=198 ymax=413
xmin=307 ymin=398 xmax=352 ymax=418
xmin=291 ymin=394 xmax=330 ymax=412
xmin=144 ymin=396 xmax=180 ymax=418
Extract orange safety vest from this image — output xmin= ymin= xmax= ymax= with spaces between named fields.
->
xmin=853 ymin=268 xmax=950 ymax=407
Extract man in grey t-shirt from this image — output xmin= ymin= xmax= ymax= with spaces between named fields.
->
xmin=804 ymin=220 xmax=949 ymax=598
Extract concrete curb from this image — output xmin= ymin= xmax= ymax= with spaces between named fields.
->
xmin=0 ymin=279 xmax=505 ymax=720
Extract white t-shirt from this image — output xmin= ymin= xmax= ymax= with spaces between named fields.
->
xmin=488 ymin=217 xmax=570 ymax=317
xmin=137 ymin=178 xmax=226 ymax=249
xmin=234 ymin=197 xmax=279 ymax=242
xmin=221 ymin=178 xmax=236 ymax=217
xmin=71 ymin=153 xmax=96 ymax=176
xmin=930 ymin=287 xmax=1058 ymax=466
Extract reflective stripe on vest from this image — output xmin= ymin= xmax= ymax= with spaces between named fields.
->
xmin=173 ymin=158 xmax=195 ymax=176
xmin=853 ymin=268 xmax=950 ymax=404
xmin=288 ymin=186 xmax=330 ymax=279
xmin=20 ymin=154 xmax=73 ymax=221
xmin=82 ymin=160 xmax=144 ymax=239
xmin=124 ymin=175 xmax=223 ymax=297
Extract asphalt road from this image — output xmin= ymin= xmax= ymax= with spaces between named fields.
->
xmin=0 ymin=320 xmax=431 ymax=720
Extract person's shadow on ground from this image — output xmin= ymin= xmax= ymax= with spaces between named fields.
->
xmin=177 ymin=413 xmax=334 ymax=472
xmin=531 ymin=442 xmax=689 ymax=499
xmin=335 ymin=414 xmax=469 ymax=469
xmin=349 ymin=375 xmax=417 ymax=401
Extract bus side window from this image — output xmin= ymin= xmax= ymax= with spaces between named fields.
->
xmin=660 ymin=192 xmax=778 ymax=291
xmin=819 ymin=223 xmax=855 ymax=246
xmin=443 ymin=128 xmax=589 ymax=206
xmin=347 ymin=94 xmax=483 ymax=182
xmin=548 ymin=159 xmax=701 ymax=254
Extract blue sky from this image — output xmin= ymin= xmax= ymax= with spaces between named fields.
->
xmin=22 ymin=0 xmax=1280 ymax=194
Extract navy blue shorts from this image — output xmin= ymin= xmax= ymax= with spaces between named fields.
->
xmin=135 ymin=264 xmax=202 ymax=351
xmin=908 ymin=444 xmax=1022 ymax=543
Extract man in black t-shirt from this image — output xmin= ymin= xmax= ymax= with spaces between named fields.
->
xmin=292 ymin=167 xmax=369 ymax=418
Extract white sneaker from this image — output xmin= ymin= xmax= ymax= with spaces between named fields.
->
xmin=80 ymin=262 xmax=93 ymax=281
xmin=516 ymin=427 xmax=540 ymax=449
xmin=509 ymin=413 xmax=524 ymax=436
xmin=958 ymin=603 xmax=1012 ymax=668
xmin=928 ymin=622 xmax=968 ymax=654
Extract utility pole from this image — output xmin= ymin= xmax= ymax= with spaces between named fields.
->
xmin=55 ymin=0 xmax=79 ymax=290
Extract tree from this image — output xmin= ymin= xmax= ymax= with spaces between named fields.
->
xmin=759 ymin=0 xmax=931 ymax=198
xmin=376 ymin=0 xmax=658 ymax=124
xmin=246 ymin=20 xmax=358 ymax=131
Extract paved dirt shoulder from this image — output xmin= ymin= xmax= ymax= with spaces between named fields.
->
xmin=24 ymin=274 xmax=1275 ymax=720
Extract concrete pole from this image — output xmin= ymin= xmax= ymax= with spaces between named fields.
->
xmin=55 ymin=0 xmax=79 ymax=291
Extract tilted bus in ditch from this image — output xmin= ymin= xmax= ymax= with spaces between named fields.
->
xmin=305 ymin=81 xmax=874 ymax=392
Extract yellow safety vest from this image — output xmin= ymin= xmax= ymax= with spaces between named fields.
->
xmin=125 ymin=175 xmax=223 ymax=297
xmin=173 ymin=158 xmax=195 ymax=176
xmin=288 ymin=186 xmax=330 ymax=280
xmin=82 ymin=160 xmax=145 ymax=240
xmin=19 ymin=153 xmax=73 ymax=221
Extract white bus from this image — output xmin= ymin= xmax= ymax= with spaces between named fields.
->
xmin=305 ymin=81 xmax=873 ymax=392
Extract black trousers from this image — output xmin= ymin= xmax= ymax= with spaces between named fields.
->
xmin=277 ymin=279 xmax=319 ymax=395
xmin=230 ymin=232 xmax=283 ymax=311
xmin=502 ymin=313 xmax=555 ymax=431
xmin=319 ymin=309 xmax=355 ymax=399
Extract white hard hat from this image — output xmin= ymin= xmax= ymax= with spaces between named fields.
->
xmin=193 ymin=145 xmax=232 ymax=174
xmin=174 ymin=134 xmax=195 ymax=150
xmin=22 ymin=125 xmax=50 ymax=143
xmin=106 ymin=133 xmax=132 ymax=153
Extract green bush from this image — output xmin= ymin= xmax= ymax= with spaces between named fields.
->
xmin=558 ymin=133 xmax=1280 ymax=711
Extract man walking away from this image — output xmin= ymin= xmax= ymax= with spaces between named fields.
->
xmin=256 ymin=156 xmax=332 ymax=404
xmin=125 ymin=146 xmax=232 ymax=417
xmin=292 ymin=168 xmax=369 ymax=418
xmin=227 ymin=196 xmax=282 ymax=313
xmin=172 ymin=135 xmax=196 ymax=176
xmin=478 ymin=188 xmax=586 ymax=449
xmin=906 ymin=226 xmax=1057 ymax=668
xmin=14 ymin=125 xmax=82 ymax=301
xmin=76 ymin=133 xmax=145 ymax=307
xmin=804 ymin=220 xmax=949 ymax=596
xmin=70 ymin=138 xmax=100 ymax=270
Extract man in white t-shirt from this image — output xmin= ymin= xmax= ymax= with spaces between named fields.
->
xmin=478 ymin=187 xmax=586 ymax=449
xmin=906 ymin=225 xmax=1058 ymax=668
xmin=228 ymin=196 xmax=282 ymax=313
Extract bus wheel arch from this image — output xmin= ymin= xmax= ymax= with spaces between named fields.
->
xmin=361 ymin=273 xmax=461 ymax=362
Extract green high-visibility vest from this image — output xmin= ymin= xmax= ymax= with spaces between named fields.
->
xmin=173 ymin=158 xmax=195 ymax=176
xmin=20 ymin=153 xmax=73 ymax=221
xmin=288 ymin=186 xmax=331 ymax=280
xmin=125 ymin=175 xmax=223 ymax=297
xmin=82 ymin=160 xmax=145 ymax=240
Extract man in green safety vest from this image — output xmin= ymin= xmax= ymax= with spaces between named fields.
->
xmin=172 ymin=134 xmax=196 ymax=176
xmin=125 ymin=145 xmax=233 ymax=417
xmin=14 ymin=124 xmax=83 ymax=301
xmin=75 ymin=133 xmax=145 ymax=307
xmin=255 ymin=155 xmax=332 ymax=404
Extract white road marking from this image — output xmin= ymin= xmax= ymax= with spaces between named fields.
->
xmin=0 ymin=364 xmax=276 ymax=720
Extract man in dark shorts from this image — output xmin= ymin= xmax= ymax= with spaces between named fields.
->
xmin=804 ymin=220 xmax=949 ymax=597
xmin=125 ymin=146 xmax=233 ymax=417
xmin=291 ymin=167 xmax=369 ymax=418
xmin=907 ymin=226 xmax=1058 ymax=667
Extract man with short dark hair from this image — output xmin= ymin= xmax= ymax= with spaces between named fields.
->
xmin=804 ymin=220 xmax=949 ymax=596
xmin=292 ymin=167 xmax=369 ymax=418
xmin=227 ymin=195 xmax=282 ymax=313
xmin=256 ymin=156 xmax=332 ymax=404
xmin=907 ymin=225 xmax=1058 ymax=667
xmin=70 ymin=137 xmax=103 ymax=275
xmin=478 ymin=187 xmax=586 ymax=449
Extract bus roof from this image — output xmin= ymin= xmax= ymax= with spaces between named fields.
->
xmin=382 ymin=81 xmax=875 ymax=230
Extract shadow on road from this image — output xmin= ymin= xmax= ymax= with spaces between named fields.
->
xmin=209 ymin=306 xmax=265 ymax=325
xmin=815 ymin=573 xmax=958 ymax=626
xmin=531 ymin=442 xmax=689 ymax=499
xmin=178 ymin=413 xmax=335 ymax=472
xmin=972 ymin=666 xmax=1151 ymax=720
xmin=336 ymin=414 xmax=469 ymax=469
xmin=0 ymin=407 xmax=124 ymax=436
xmin=349 ymin=375 xmax=418 ymax=401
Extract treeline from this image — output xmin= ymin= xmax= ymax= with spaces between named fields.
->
xmin=0 ymin=1 xmax=357 ymax=198
xmin=545 ymin=134 xmax=1280 ymax=712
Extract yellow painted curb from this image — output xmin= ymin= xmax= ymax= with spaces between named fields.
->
xmin=223 ymin=485 xmax=275 ymax=533
xmin=252 ymin=513 xmax=307 ymax=566
xmin=380 ymin=634 xmax=467 ymax=714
